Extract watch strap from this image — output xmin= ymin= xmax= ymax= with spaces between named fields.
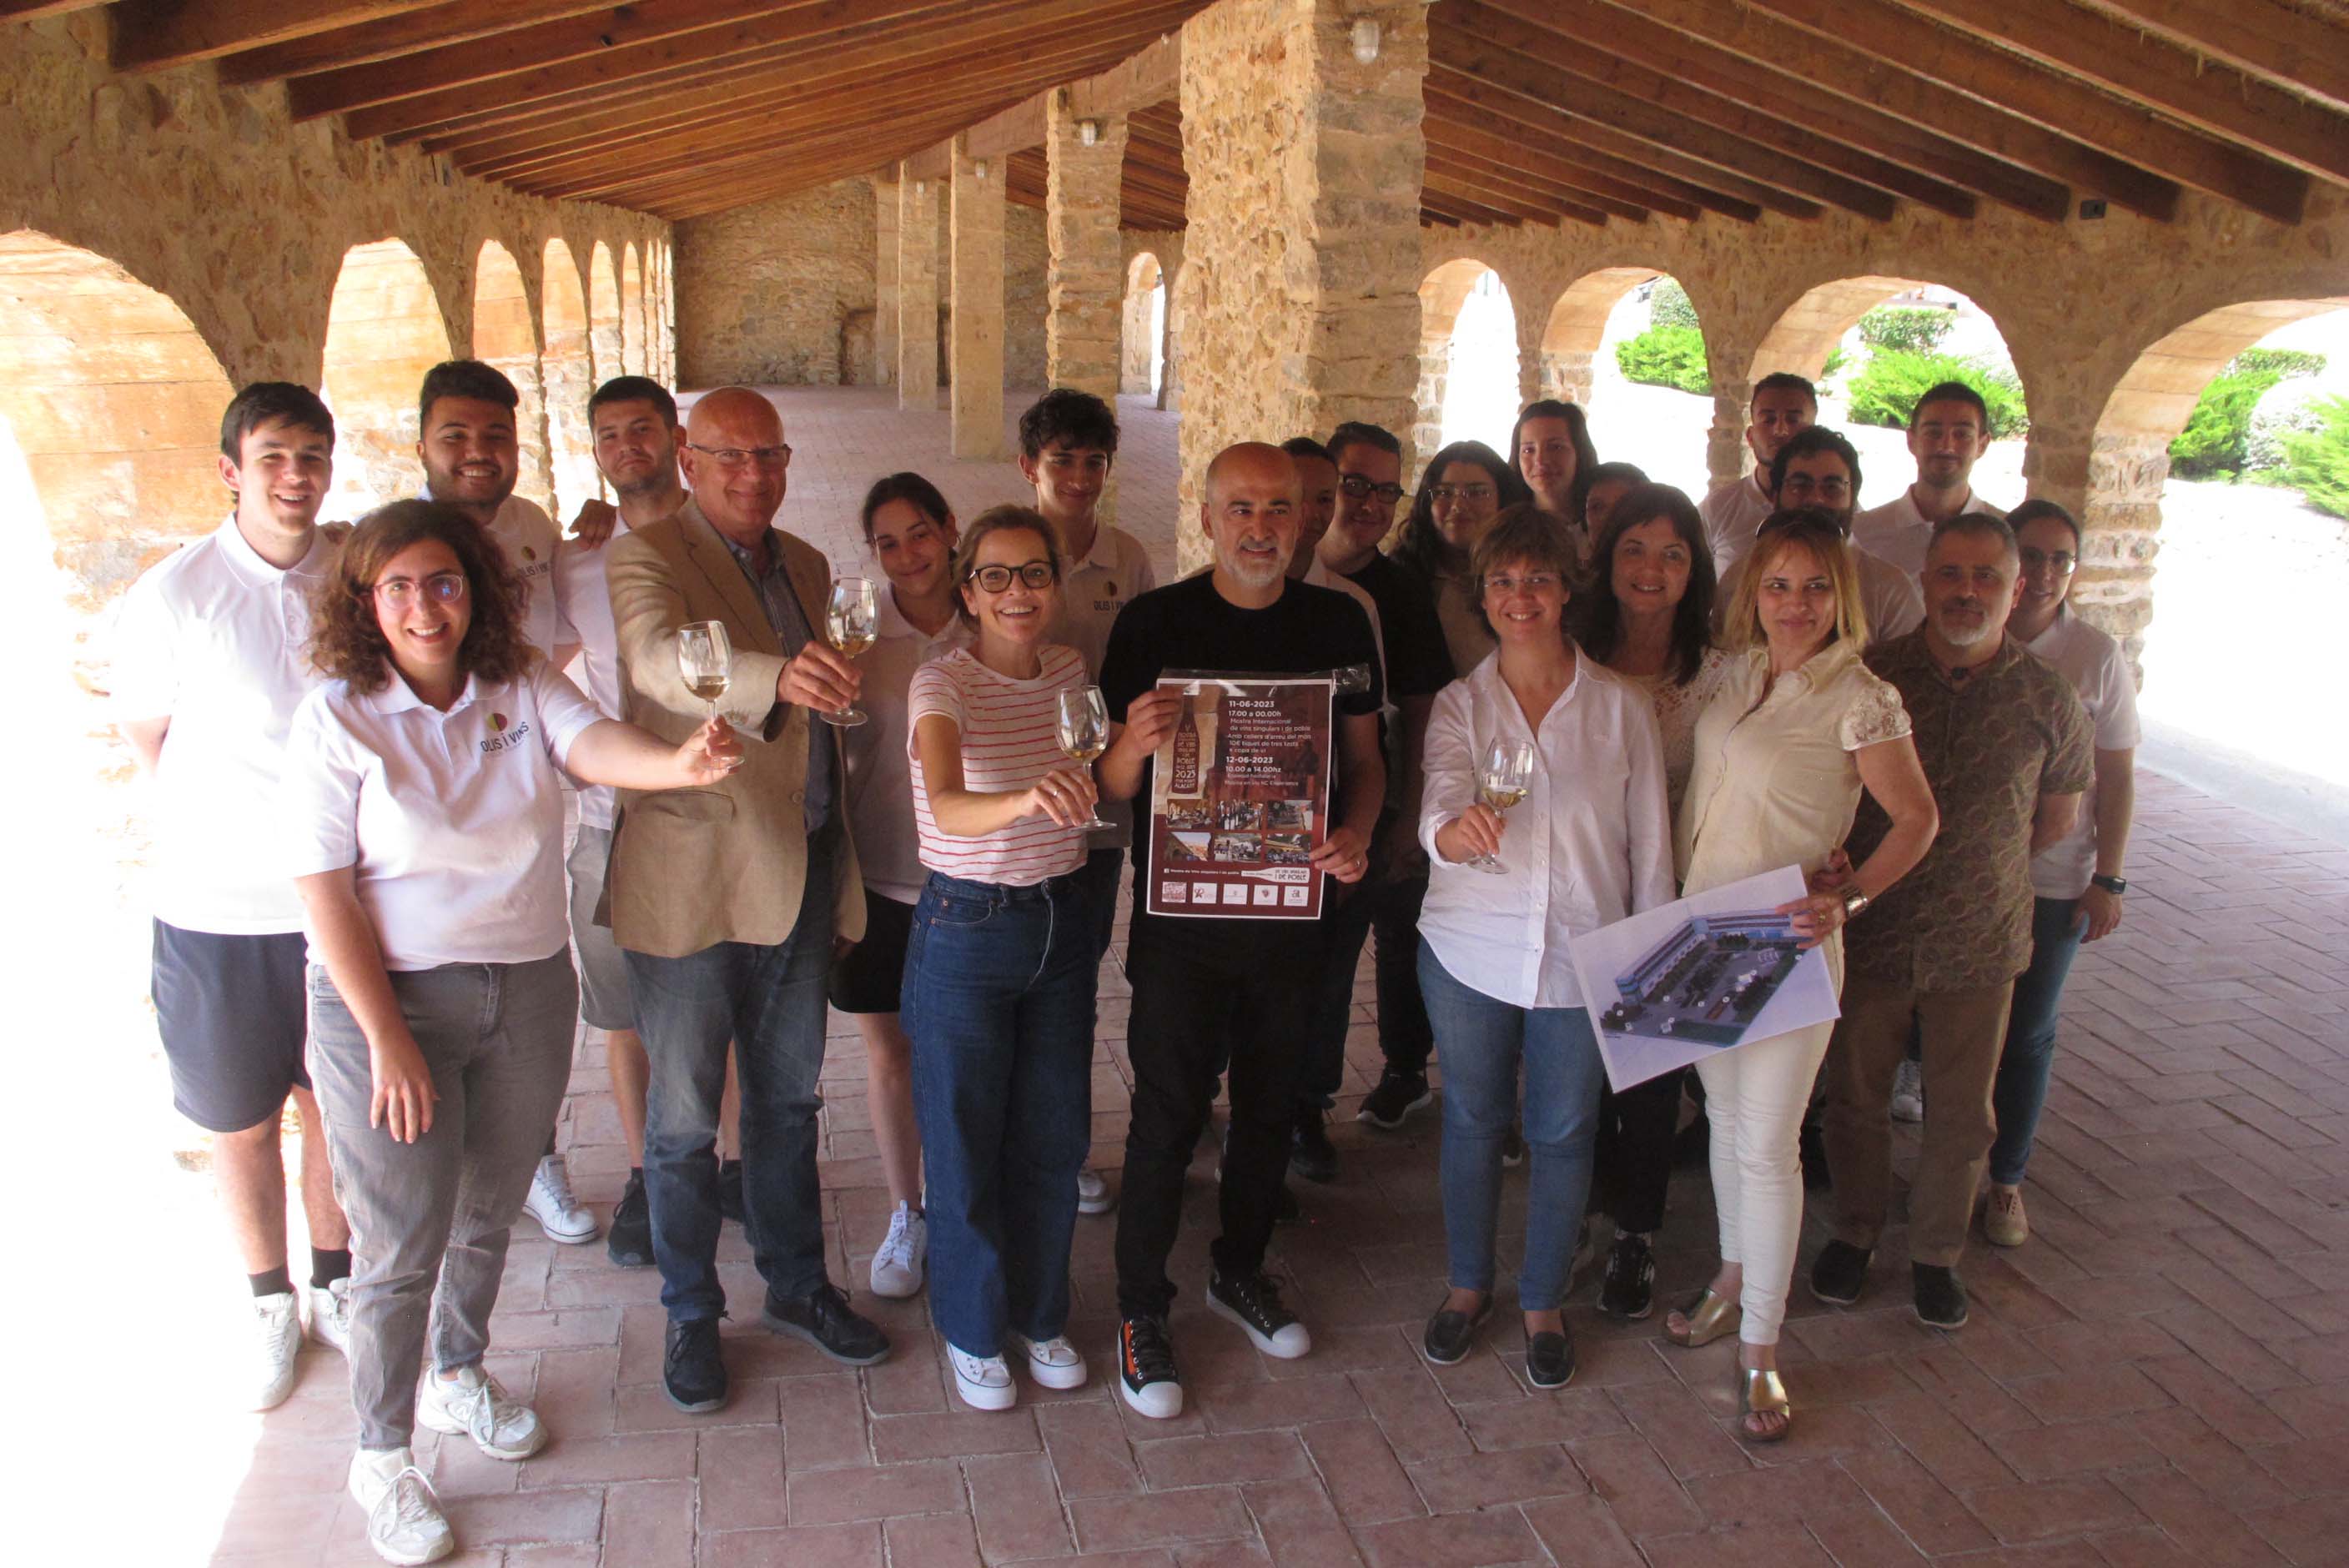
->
xmin=2090 ymin=873 xmax=2127 ymax=895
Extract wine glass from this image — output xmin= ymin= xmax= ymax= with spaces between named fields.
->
xmin=1056 ymin=686 xmax=1113 ymax=830
xmin=822 ymin=575 xmax=878 ymax=727
xmin=677 ymin=620 xmax=732 ymax=722
xmin=1466 ymin=736 xmax=1536 ymax=875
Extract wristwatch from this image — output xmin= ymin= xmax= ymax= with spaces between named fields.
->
xmin=1839 ymin=886 xmax=1870 ymax=921
xmin=2091 ymin=874 xmax=2128 ymax=895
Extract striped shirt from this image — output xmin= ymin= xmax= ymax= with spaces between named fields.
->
xmin=908 ymin=646 xmax=1089 ymax=887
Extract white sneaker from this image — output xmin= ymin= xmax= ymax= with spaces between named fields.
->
xmin=1076 ymin=1167 xmax=1115 ymax=1214
xmin=252 ymin=1290 xmax=303 ymax=1411
xmin=948 ymin=1345 xmax=1017 ymax=1411
xmin=1890 ymin=1058 xmax=1925 ymax=1123
xmin=1009 ymin=1332 xmax=1089 ymax=1390
xmin=525 ymin=1154 xmax=599 ymax=1243
xmin=416 ymin=1363 xmax=548 ymax=1460
xmin=308 ymin=1278 xmax=354 ymax=1357
xmin=349 ymin=1446 xmax=455 ymax=1565
xmin=869 ymin=1202 xmax=928 ymax=1299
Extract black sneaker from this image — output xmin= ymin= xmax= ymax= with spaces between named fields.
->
xmin=1422 ymin=1294 xmax=1494 ymax=1364
xmin=1207 ymin=1268 xmax=1312 ymax=1359
xmin=1356 ymin=1069 xmax=1432 ymax=1130
xmin=1526 ymin=1324 xmax=1576 ymax=1389
xmin=1913 ymin=1264 xmax=1969 ymax=1329
xmin=606 ymin=1169 xmax=653 ymax=1269
xmin=662 ymin=1318 xmax=728 ymax=1413
xmin=1809 ymin=1240 xmax=1873 ymax=1306
xmin=1290 ymin=1109 xmax=1338 ymax=1184
xmin=1117 ymin=1314 xmax=1184 ymax=1419
xmin=1597 ymin=1231 xmax=1656 ymax=1320
xmin=717 ymin=1158 xmax=746 ymax=1224
xmin=762 ymin=1282 xmax=891 ymax=1365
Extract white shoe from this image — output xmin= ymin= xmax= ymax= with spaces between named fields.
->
xmin=1890 ymin=1058 xmax=1925 ymax=1124
xmin=1076 ymin=1167 xmax=1115 ymax=1215
xmin=525 ymin=1154 xmax=599 ymax=1243
xmin=349 ymin=1446 xmax=455 ymax=1565
xmin=948 ymin=1345 xmax=1017 ymax=1411
xmin=308 ymin=1278 xmax=353 ymax=1357
xmin=869 ymin=1202 xmax=928 ymax=1299
xmin=1009 ymin=1332 xmax=1088 ymax=1390
xmin=416 ymin=1364 xmax=548 ymax=1460
xmin=252 ymin=1290 xmax=303 ymax=1411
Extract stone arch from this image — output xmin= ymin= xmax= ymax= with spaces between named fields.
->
xmin=474 ymin=240 xmax=553 ymax=514
xmin=588 ymin=241 xmax=623 ymax=391
xmin=541 ymin=238 xmax=600 ymax=519
xmin=1121 ymin=252 xmax=1164 ymax=397
xmin=621 ymin=242 xmax=646 ymax=377
xmin=1416 ymin=258 xmax=1520 ymax=462
xmin=1538 ymin=266 xmax=1662 ymax=408
xmin=320 ymin=238 xmax=454 ymax=519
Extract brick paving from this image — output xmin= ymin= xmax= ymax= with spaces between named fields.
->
xmin=203 ymin=389 xmax=2349 ymax=1565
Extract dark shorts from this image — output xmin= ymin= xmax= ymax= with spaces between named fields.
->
xmin=827 ymin=890 xmax=916 ymax=1015
xmin=151 ymin=919 xmax=311 ymax=1133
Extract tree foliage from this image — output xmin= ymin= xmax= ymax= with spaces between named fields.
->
xmin=2279 ymin=395 xmax=2349 ymax=518
xmin=1857 ymin=306 xmax=1954 ymax=356
xmin=1615 ymin=324 xmax=1712 ymax=396
xmin=1847 ymin=351 xmax=2028 ymax=439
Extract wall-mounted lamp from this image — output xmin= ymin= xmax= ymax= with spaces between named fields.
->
xmin=973 ymin=158 xmax=989 ymax=181
xmin=913 ymin=178 xmax=928 ymax=196
xmin=1078 ymin=118 xmax=1101 ymax=148
xmin=1351 ymin=18 xmax=1381 ymax=63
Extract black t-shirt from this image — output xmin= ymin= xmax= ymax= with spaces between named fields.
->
xmin=1341 ymin=553 xmax=1456 ymax=696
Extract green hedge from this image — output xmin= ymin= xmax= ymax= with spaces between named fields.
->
xmin=1615 ymin=324 xmax=1712 ymax=395
xmin=1647 ymin=279 xmax=1699 ymax=331
xmin=1846 ymin=350 xmax=2028 ymax=438
xmin=1857 ymin=306 xmax=1954 ymax=356
xmin=2168 ymin=367 xmax=2279 ymax=480
xmin=2231 ymin=347 xmax=2327 ymax=380
xmin=2280 ymin=395 xmax=2349 ymax=518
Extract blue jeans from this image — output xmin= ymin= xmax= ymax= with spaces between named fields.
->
xmin=903 ymin=872 xmax=1096 ymax=1355
xmin=1989 ymin=897 xmax=2086 ymax=1187
xmin=624 ymin=827 xmax=839 ymax=1320
xmin=1418 ymin=946 xmax=1605 ymax=1311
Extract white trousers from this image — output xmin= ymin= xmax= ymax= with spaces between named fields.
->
xmin=1693 ymin=1017 xmax=1833 ymax=1346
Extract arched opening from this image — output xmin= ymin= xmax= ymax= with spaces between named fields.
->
xmin=1576 ymin=271 xmax=1716 ymax=495
xmin=621 ymin=243 xmax=646 ymax=378
xmin=473 ymin=240 xmax=553 ymax=515
xmin=541 ymin=238 xmax=600 ymax=519
xmin=2091 ymin=297 xmax=2349 ymax=783
xmin=1121 ymin=253 xmax=1164 ymax=399
xmin=1161 ymin=260 xmax=1190 ymax=415
xmin=1416 ymin=259 xmax=1520 ymax=466
xmin=588 ymin=241 xmax=623 ymax=393
xmin=320 ymin=238 xmax=453 ymax=519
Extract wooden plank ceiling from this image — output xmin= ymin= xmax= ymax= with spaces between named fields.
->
xmin=24 ymin=0 xmax=2349 ymax=231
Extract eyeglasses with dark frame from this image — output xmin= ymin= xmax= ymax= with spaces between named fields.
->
xmin=2018 ymin=546 xmax=2077 ymax=576
xmin=1337 ymin=473 xmax=1406 ymax=506
xmin=684 ymin=441 xmax=792 ymax=469
xmin=966 ymin=560 xmax=1058 ymax=592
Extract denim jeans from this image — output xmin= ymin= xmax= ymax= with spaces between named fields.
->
xmin=1989 ymin=897 xmax=2086 ymax=1187
xmin=1300 ymin=855 xmax=1434 ymax=1109
xmin=903 ymin=872 xmax=1096 ymax=1355
xmin=1417 ymin=946 xmax=1605 ymax=1311
xmin=306 ymin=951 xmax=578 ymax=1449
xmin=624 ymin=826 xmax=839 ymax=1320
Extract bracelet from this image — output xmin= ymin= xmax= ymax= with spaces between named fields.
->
xmin=2090 ymin=874 xmax=2127 ymax=895
xmin=1839 ymin=886 xmax=1870 ymax=921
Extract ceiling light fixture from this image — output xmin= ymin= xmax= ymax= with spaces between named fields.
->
xmin=1078 ymin=118 xmax=1101 ymax=148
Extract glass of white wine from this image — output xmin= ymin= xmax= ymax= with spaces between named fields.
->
xmin=822 ymin=575 xmax=878 ymax=728
xmin=1056 ymin=686 xmax=1113 ymax=830
xmin=1466 ymin=736 xmax=1535 ymax=875
xmin=677 ymin=620 xmax=732 ymax=722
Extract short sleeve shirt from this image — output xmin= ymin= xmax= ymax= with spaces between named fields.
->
xmin=1849 ymin=632 xmax=2095 ymax=990
xmin=846 ymin=593 xmax=973 ymax=902
xmin=551 ymin=517 xmax=632 ymax=829
xmin=1852 ymin=488 xmax=2004 ymax=578
xmin=908 ymin=646 xmax=1090 ymax=887
xmin=484 ymin=495 xmax=574 ymax=657
xmin=1700 ymin=475 xmax=1773 ymax=578
xmin=1340 ymin=553 xmax=1456 ymax=699
xmin=2024 ymin=606 xmax=2140 ymax=899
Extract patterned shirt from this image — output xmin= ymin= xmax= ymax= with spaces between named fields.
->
xmin=1848 ymin=631 xmax=2093 ymax=991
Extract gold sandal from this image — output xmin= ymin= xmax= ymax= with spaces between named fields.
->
xmin=1663 ymin=1288 xmax=1741 ymax=1348
xmin=1740 ymin=1367 xmax=1793 ymax=1443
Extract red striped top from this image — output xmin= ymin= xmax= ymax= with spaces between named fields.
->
xmin=907 ymin=646 xmax=1090 ymax=887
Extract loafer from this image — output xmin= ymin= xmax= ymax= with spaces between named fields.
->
xmin=1984 ymin=1185 xmax=2029 ymax=1248
xmin=762 ymin=1282 xmax=892 ymax=1365
xmin=1913 ymin=1264 xmax=1969 ymax=1329
xmin=1526 ymin=1325 xmax=1576 ymax=1389
xmin=1421 ymin=1294 xmax=1494 ymax=1365
xmin=1809 ymin=1240 xmax=1873 ymax=1306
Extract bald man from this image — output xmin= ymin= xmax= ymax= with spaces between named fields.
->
xmin=1094 ymin=442 xmax=1386 ymax=1418
xmin=604 ymin=387 xmax=889 ymax=1413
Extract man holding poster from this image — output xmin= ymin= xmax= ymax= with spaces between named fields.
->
xmin=1097 ymin=444 xmax=1385 ymax=1420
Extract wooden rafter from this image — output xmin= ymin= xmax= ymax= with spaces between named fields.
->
xmin=0 ymin=1 xmax=107 ymax=18
xmin=1426 ymin=118 xmax=1708 ymax=223
xmin=214 ymin=1 xmax=616 ymax=87
xmin=1426 ymin=148 xmax=1632 ymax=224
xmin=108 ymin=1 xmax=445 ymax=71
xmin=2080 ymin=0 xmax=2349 ymax=114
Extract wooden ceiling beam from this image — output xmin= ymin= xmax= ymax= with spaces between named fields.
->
xmin=108 ymin=0 xmax=445 ymax=71
xmin=1596 ymin=0 xmax=2178 ymax=220
xmin=1424 ymin=83 xmax=1765 ymax=222
xmin=1425 ymin=119 xmax=1710 ymax=222
xmin=216 ymin=1 xmax=616 ymax=86
xmin=898 ymin=23 xmax=1185 ymax=179
xmin=1426 ymin=148 xmax=1643 ymax=223
xmin=1738 ymin=0 xmax=2308 ymax=224
xmin=2081 ymin=0 xmax=2349 ymax=114
xmin=1421 ymin=167 xmax=1565 ymax=225
xmin=0 ymin=1 xmax=107 ymax=18
xmin=1419 ymin=186 xmax=1527 ymax=229
xmin=594 ymin=108 xmax=999 ymax=214
xmin=1899 ymin=0 xmax=2349 ymax=188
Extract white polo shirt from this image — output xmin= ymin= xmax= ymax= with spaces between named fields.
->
xmin=2024 ymin=606 xmax=2140 ymax=900
xmin=1699 ymin=474 xmax=1773 ymax=577
xmin=1056 ymin=522 xmax=1157 ymax=850
xmin=110 ymin=517 xmax=336 ymax=935
xmin=552 ymin=519 xmax=631 ymax=830
xmin=425 ymin=492 xmax=574 ymax=658
xmin=1852 ymin=486 xmax=2004 ymax=577
xmin=281 ymin=656 xmax=604 ymax=971
xmin=845 ymin=590 xmax=973 ymax=904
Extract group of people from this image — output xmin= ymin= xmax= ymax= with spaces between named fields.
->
xmin=120 ymin=358 xmax=2135 ymax=1564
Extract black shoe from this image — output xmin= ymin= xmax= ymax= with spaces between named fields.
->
xmin=1597 ymin=1231 xmax=1656 ymax=1320
xmin=1526 ymin=1324 xmax=1577 ymax=1389
xmin=1207 ymin=1268 xmax=1311 ymax=1359
xmin=606 ymin=1169 xmax=653 ymax=1269
xmin=1913 ymin=1264 xmax=1970 ymax=1329
xmin=1356 ymin=1069 xmax=1432 ymax=1130
xmin=1809 ymin=1240 xmax=1873 ymax=1306
xmin=662 ymin=1318 xmax=728 ymax=1413
xmin=1117 ymin=1314 xmax=1185 ymax=1419
xmin=1421 ymin=1294 xmax=1494 ymax=1364
xmin=762 ymin=1282 xmax=891 ymax=1365
xmin=1290 ymin=1109 xmax=1338 ymax=1184
xmin=717 ymin=1158 xmax=746 ymax=1224
xmin=1798 ymin=1119 xmax=1832 ymax=1191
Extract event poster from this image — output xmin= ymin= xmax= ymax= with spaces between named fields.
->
xmin=1567 ymin=865 xmax=1843 ymax=1092
xmin=1144 ymin=672 xmax=1334 ymax=920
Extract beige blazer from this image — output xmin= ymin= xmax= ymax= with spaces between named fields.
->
xmin=605 ymin=498 xmax=865 ymax=958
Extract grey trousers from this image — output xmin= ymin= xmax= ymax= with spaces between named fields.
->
xmin=307 ymin=952 xmax=578 ymax=1449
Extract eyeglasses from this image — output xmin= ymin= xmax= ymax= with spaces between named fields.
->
xmin=1429 ymin=483 xmax=1496 ymax=506
xmin=2019 ymin=547 xmax=2077 ymax=576
xmin=1779 ymin=475 xmax=1852 ymax=500
xmin=966 ymin=561 xmax=1057 ymax=592
xmin=370 ymin=571 xmax=468 ymax=608
xmin=1483 ymin=572 xmax=1559 ymax=595
xmin=1338 ymin=473 xmax=1406 ymax=506
xmin=684 ymin=441 xmax=792 ymax=469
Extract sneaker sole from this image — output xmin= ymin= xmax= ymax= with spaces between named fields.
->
xmin=1809 ymin=1280 xmax=1864 ymax=1307
xmin=366 ymin=1529 xmax=454 ymax=1567
xmin=662 ymin=1380 xmax=730 ymax=1415
xmin=1206 ymin=1291 xmax=1312 ymax=1359
xmin=414 ymin=1405 xmax=547 ymax=1461
xmin=529 ymin=1214 xmax=601 ymax=1244
xmin=760 ymin=1309 xmax=893 ymax=1366
xmin=1355 ymin=1090 xmax=1434 ymax=1131
xmin=868 ymin=1271 xmax=926 ymax=1299
xmin=1023 ymin=1359 xmax=1089 ymax=1391
xmin=607 ymin=1245 xmax=654 ymax=1269
xmin=954 ymin=1376 xmax=1018 ymax=1411
xmin=1915 ymin=1300 xmax=1971 ymax=1329
xmin=1117 ymin=1375 xmax=1184 ymax=1419
xmin=1077 ymin=1194 xmax=1117 ymax=1215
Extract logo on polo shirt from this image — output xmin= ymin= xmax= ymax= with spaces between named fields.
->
xmin=490 ymin=712 xmax=510 ymax=731
xmin=520 ymin=545 xmax=537 ymax=562
xmin=479 ymin=711 xmax=531 ymax=755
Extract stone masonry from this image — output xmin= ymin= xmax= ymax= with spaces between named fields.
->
xmin=1044 ymin=90 xmax=1129 ymax=400
xmin=875 ymin=173 xmax=899 ymax=387
xmin=898 ymin=173 xmax=942 ymax=409
xmin=950 ymin=137 xmax=1009 ymax=460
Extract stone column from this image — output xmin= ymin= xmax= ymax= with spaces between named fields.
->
xmin=1537 ymin=349 xmax=1595 ymax=408
xmin=1044 ymin=89 xmax=1128 ymax=399
xmin=1177 ymin=0 xmax=1427 ymax=566
xmin=897 ymin=173 xmax=940 ymax=410
xmin=2080 ymin=430 xmax=2165 ymax=676
xmin=875 ymin=174 xmax=899 ymax=386
xmin=950 ymin=135 xmax=1007 ymax=459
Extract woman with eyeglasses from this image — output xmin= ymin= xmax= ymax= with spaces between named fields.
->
xmin=283 ymin=502 xmax=740 ymax=1565
xmin=902 ymin=505 xmax=1102 ymax=1413
xmin=1391 ymin=439 xmax=1532 ymax=676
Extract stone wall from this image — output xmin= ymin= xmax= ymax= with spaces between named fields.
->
xmin=678 ymin=180 xmax=875 ymax=389
xmin=1005 ymin=204 xmax=1051 ymax=390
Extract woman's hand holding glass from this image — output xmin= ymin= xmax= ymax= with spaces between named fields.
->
xmin=674 ymin=716 xmax=745 ymax=784
xmin=1021 ymin=766 xmax=1100 ymax=828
